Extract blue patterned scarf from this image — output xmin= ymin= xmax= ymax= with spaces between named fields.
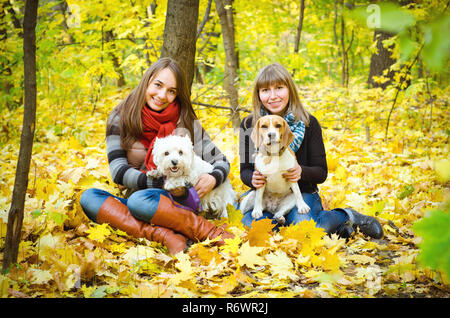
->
xmin=260 ymin=107 xmax=305 ymax=152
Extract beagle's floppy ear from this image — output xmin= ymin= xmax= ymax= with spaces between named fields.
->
xmin=250 ymin=118 xmax=262 ymax=148
xmin=280 ymin=120 xmax=295 ymax=149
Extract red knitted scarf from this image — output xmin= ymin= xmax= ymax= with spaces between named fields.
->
xmin=141 ymin=101 xmax=180 ymax=171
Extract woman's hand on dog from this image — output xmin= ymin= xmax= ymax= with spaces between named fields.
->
xmin=282 ymin=163 xmax=302 ymax=182
xmin=252 ymin=170 xmax=266 ymax=188
xmin=194 ymin=173 xmax=216 ymax=198
xmin=169 ymin=187 xmax=186 ymax=197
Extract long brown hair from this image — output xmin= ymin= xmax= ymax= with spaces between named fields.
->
xmin=107 ymin=57 xmax=197 ymax=150
xmin=251 ymin=63 xmax=310 ymax=127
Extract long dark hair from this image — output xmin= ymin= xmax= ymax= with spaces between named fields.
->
xmin=107 ymin=57 xmax=197 ymax=150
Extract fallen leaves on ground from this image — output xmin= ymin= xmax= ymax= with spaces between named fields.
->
xmin=0 ymin=83 xmax=449 ymax=298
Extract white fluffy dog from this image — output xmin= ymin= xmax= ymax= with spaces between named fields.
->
xmin=147 ymin=134 xmax=236 ymax=219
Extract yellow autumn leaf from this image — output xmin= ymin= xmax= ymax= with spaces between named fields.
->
xmin=265 ymin=250 xmax=297 ymax=280
xmin=435 ymin=159 xmax=450 ymax=182
xmin=347 ymin=254 xmax=376 ymax=265
xmin=320 ymin=251 xmax=341 ymax=272
xmin=86 ymin=223 xmax=111 ymax=243
xmin=220 ymin=235 xmax=242 ymax=255
xmin=296 ymin=253 xmax=312 ymax=268
xmin=123 ymin=245 xmax=155 ymax=265
xmin=345 ymin=192 xmax=365 ymax=212
xmin=190 ymin=244 xmax=218 ymax=266
xmin=109 ymin=242 xmax=128 ymax=254
xmin=28 ymin=268 xmax=53 ymax=285
xmin=0 ymin=218 xmax=6 ymax=239
xmin=297 ymin=219 xmax=326 ymax=245
xmin=237 ymin=241 xmax=267 ymax=269
xmin=80 ymin=285 xmax=97 ymax=298
xmin=334 ymin=165 xmax=347 ymax=181
xmin=226 ymin=203 xmax=245 ymax=229
xmin=246 ymin=218 xmax=275 ymax=247
xmin=213 ymin=275 xmax=238 ymax=296
xmin=171 ymin=252 xmax=195 ymax=285
xmin=56 ymin=247 xmax=80 ymax=266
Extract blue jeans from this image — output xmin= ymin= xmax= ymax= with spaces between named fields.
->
xmin=240 ymin=192 xmax=348 ymax=233
xmin=79 ymin=188 xmax=170 ymax=223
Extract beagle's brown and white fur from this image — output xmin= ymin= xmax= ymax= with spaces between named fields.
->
xmin=240 ymin=115 xmax=310 ymax=224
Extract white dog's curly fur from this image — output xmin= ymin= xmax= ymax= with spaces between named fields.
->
xmin=147 ymin=134 xmax=236 ymax=219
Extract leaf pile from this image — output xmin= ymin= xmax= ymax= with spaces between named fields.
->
xmin=0 ymin=83 xmax=449 ymax=298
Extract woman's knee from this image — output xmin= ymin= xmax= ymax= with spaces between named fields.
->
xmin=127 ymin=188 xmax=167 ymax=223
xmin=285 ymin=207 xmax=313 ymax=226
xmin=79 ymin=188 xmax=111 ymax=222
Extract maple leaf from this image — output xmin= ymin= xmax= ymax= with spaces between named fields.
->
xmin=109 ymin=242 xmax=127 ymax=254
xmin=319 ymin=251 xmax=341 ymax=272
xmin=213 ymin=275 xmax=238 ymax=296
xmin=171 ymin=252 xmax=195 ymax=285
xmin=347 ymin=254 xmax=376 ymax=265
xmin=246 ymin=218 xmax=275 ymax=247
xmin=189 ymin=244 xmax=218 ymax=266
xmin=220 ymin=235 xmax=242 ymax=255
xmin=123 ymin=245 xmax=155 ymax=265
xmin=226 ymin=204 xmax=244 ymax=230
xmin=345 ymin=192 xmax=365 ymax=211
xmin=55 ymin=247 xmax=80 ymax=266
xmin=281 ymin=219 xmax=325 ymax=245
xmin=28 ymin=268 xmax=53 ymax=285
xmin=86 ymin=223 xmax=111 ymax=243
xmin=237 ymin=241 xmax=267 ymax=269
xmin=265 ymin=250 xmax=298 ymax=281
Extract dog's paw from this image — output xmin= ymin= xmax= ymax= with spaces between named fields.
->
xmin=220 ymin=209 xmax=229 ymax=219
xmin=274 ymin=213 xmax=286 ymax=225
xmin=251 ymin=208 xmax=263 ymax=220
xmin=297 ymin=201 xmax=310 ymax=214
xmin=146 ymin=169 xmax=163 ymax=178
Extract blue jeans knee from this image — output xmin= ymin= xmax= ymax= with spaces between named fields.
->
xmin=127 ymin=188 xmax=168 ymax=223
xmin=288 ymin=192 xmax=348 ymax=233
xmin=79 ymin=188 xmax=127 ymax=222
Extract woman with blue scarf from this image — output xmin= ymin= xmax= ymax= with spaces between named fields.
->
xmin=238 ymin=63 xmax=383 ymax=239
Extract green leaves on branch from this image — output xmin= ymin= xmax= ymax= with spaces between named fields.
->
xmin=413 ymin=204 xmax=450 ymax=281
xmin=349 ymin=2 xmax=450 ymax=71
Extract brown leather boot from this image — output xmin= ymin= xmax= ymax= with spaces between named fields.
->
xmin=150 ymin=194 xmax=234 ymax=245
xmin=96 ymin=196 xmax=188 ymax=255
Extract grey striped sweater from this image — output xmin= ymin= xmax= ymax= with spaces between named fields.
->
xmin=106 ymin=110 xmax=230 ymax=191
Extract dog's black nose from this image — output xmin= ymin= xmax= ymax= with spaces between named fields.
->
xmin=171 ymin=159 xmax=178 ymax=166
xmin=267 ymin=132 xmax=276 ymax=139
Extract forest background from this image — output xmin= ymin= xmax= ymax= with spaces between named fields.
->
xmin=0 ymin=0 xmax=449 ymax=298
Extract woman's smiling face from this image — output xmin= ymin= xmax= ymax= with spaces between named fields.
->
xmin=145 ymin=67 xmax=177 ymax=111
xmin=258 ymin=83 xmax=290 ymax=115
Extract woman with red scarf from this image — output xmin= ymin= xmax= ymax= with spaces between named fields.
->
xmin=80 ymin=58 xmax=234 ymax=255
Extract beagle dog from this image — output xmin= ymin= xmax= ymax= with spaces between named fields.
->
xmin=240 ymin=115 xmax=310 ymax=224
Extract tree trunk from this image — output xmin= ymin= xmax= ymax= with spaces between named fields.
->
xmin=215 ymin=0 xmax=240 ymax=129
xmin=160 ymin=0 xmax=199 ymax=91
xmin=367 ymin=29 xmax=396 ymax=89
xmin=105 ymin=30 xmax=126 ymax=87
xmin=340 ymin=0 xmax=348 ymax=87
xmin=2 ymin=0 xmax=38 ymax=274
xmin=367 ymin=0 xmax=414 ymax=90
xmin=294 ymin=0 xmax=305 ymax=53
